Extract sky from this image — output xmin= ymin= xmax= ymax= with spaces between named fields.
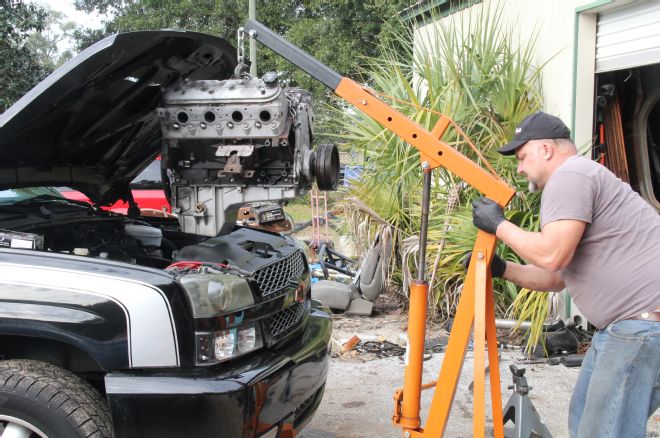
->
xmin=35 ymin=0 xmax=107 ymax=53
xmin=38 ymin=0 xmax=105 ymax=28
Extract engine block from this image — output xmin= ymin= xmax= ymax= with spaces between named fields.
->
xmin=158 ymin=73 xmax=338 ymax=236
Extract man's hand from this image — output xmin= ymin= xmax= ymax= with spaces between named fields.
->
xmin=472 ymin=196 xmax=506 ymax=234
xmin=463 ymin=251 xmax=507 ymax=278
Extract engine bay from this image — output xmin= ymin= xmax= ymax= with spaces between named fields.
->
xmin=0 ymin=208 xmax=303 ymax=276
xmin=1 ymin=215 xmax=183 ymax=269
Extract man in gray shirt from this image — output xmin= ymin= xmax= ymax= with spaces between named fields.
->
xmin=471 ymin=112 xmax=660 ymax=438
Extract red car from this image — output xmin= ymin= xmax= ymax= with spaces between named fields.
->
xmin=60 ymin=158 xmax=171 ymax=215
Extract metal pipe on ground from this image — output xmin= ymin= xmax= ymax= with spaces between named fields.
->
xmin=495 ymin=319 xmax=531 ymax=330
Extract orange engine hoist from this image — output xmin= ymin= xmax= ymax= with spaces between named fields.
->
xmin=239 ymin=20 xmax=547 ymax=438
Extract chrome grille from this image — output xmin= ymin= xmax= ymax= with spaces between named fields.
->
xmin=266 ymin=303 xmax=306 ymax=340
xmin=252 ymin=250 xmax=306 ymax=296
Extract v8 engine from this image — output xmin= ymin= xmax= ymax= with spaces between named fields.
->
xmin=158 ymin=73 xmax=339 ymax=236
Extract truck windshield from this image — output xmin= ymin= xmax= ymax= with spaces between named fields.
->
xmin=0 ymin=187 xmax=64 ymax=206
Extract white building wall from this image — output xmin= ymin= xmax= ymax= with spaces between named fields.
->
xmin=413 ymin=0 xmax=636 ymax=150
xmin=498 ymin=0 xmax=585 ymax=120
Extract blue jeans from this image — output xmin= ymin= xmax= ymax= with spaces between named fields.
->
xmin=568 ymin=320 xmax=660 ymax=438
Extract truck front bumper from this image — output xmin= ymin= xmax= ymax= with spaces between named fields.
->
xmin=105 ymin=303 xmax=332 ymax=437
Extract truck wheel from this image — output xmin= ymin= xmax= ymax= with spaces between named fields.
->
xmin=0 ymin=360 xmax=112 ymax=437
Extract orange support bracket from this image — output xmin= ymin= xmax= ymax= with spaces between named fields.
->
xmin=242 ymin=20 xmax=516 ymax=438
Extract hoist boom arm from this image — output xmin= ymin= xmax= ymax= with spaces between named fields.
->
xmin=241 ymin=19 xmax=514 ymax=438
xmin=242 ymin=20 xmax=515 ymax=205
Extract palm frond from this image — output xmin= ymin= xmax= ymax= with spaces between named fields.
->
xmin=322 ymin=3 xmax=558 ymax=349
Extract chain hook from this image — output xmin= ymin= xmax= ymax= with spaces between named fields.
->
xmin=234 ymin=27 xmax=250 ymax=78
xmin=237 ymin=27 xmax=245 ymax=65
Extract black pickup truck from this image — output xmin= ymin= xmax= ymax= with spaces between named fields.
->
xmin=0 ymin=30 xmax=332 ymax=437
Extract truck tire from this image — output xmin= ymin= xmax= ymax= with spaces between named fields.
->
xmin=0 ymin=360 xmax=112 ymax=437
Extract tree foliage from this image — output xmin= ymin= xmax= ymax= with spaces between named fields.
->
xmin=72 ymin=0 xmax=410 ymax=100
xmin=26 ymin=9 xmax=77 ymax=72
xmin=0 ymin=0 xmax=48 ymax=111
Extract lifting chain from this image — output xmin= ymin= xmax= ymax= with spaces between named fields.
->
xmin=237 ymin=27 xmax=245 ymax=65
xmin=234 ymin=28 xmax=249 ymax=78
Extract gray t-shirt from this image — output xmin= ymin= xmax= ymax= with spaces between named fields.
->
xmin=540 ymin=155 xmax=660 ymax=329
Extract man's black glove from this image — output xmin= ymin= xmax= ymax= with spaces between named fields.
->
xmin=472 ymin=196 xmax=506 ymax=234
xmin=463 ymin=251 xmax=507 ymax=278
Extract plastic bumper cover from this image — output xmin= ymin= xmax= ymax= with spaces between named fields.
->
xmin=105 ymin=302 xmax=332 ymax=437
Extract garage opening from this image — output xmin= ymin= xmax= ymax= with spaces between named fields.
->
xmin=594 ymin=65 xmax=660 ymax=209
xmin=593 ymin=1 xmax=660 ymax=210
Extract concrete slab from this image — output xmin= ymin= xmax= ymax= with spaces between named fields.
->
xmin=301 ymin=314 xmax=660 ymax=438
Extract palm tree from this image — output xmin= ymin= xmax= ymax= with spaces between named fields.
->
xmin=324 ymin=3 xmax=555 ymax=351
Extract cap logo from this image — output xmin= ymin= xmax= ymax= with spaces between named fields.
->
xmin=515 ymin=127 xmax=522 ymax=134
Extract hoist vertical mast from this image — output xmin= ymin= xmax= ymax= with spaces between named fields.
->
xmin=241 ymin=20 xmax=516 ymax=437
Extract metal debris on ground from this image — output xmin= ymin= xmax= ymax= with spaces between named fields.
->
xmin=332 ymin=336 xmax=448 ymax=361
xmin=357 ymin=340 xmax=406 ymax=358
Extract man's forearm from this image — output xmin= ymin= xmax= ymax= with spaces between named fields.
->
xmin=502 ymin=260 xmax=565 ymax=292
xmin=495 ymin=220 xmax=583 ymax=271
xmin=496 ymin=221 xmax=555 ymax=268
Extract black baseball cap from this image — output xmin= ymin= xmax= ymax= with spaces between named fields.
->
xmin=498 ymin=112 xmax=571 ymax=155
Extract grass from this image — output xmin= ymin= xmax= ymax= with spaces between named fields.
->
xmin=284 ymin=196 xmax=357 ymax=260
xmin=284 ymin=203 xmax=312 ymax=224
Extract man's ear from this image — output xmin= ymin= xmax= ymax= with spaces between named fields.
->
xmin=541 ymin=141 xmax=554 ymax=160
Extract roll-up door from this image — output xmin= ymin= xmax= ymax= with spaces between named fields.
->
xmin=596 ymin=0 xmax=660 ymax=73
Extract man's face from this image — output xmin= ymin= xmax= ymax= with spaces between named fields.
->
xmin=515 ymin=140 xmax=549 ymax=192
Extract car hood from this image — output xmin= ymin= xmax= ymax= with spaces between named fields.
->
xmin=0 ymin=30 xmax=236 ymax=205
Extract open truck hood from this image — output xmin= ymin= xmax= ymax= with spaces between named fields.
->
xmin=0 ymin=30 xmax=236 ymax=205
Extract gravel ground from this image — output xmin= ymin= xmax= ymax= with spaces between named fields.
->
xmin=300 ymin=312 xmax=660 ymax=438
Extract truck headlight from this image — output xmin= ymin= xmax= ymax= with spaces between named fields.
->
xmin=237 ymin=326 xmax=258 ymax=351
xmin=179 ymin=272 xmax=254 ymax=317
xmin=197 ymin=322 xmax=264 ymax=365
xmin=214 ymin=331 xmax=236 ymax=360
